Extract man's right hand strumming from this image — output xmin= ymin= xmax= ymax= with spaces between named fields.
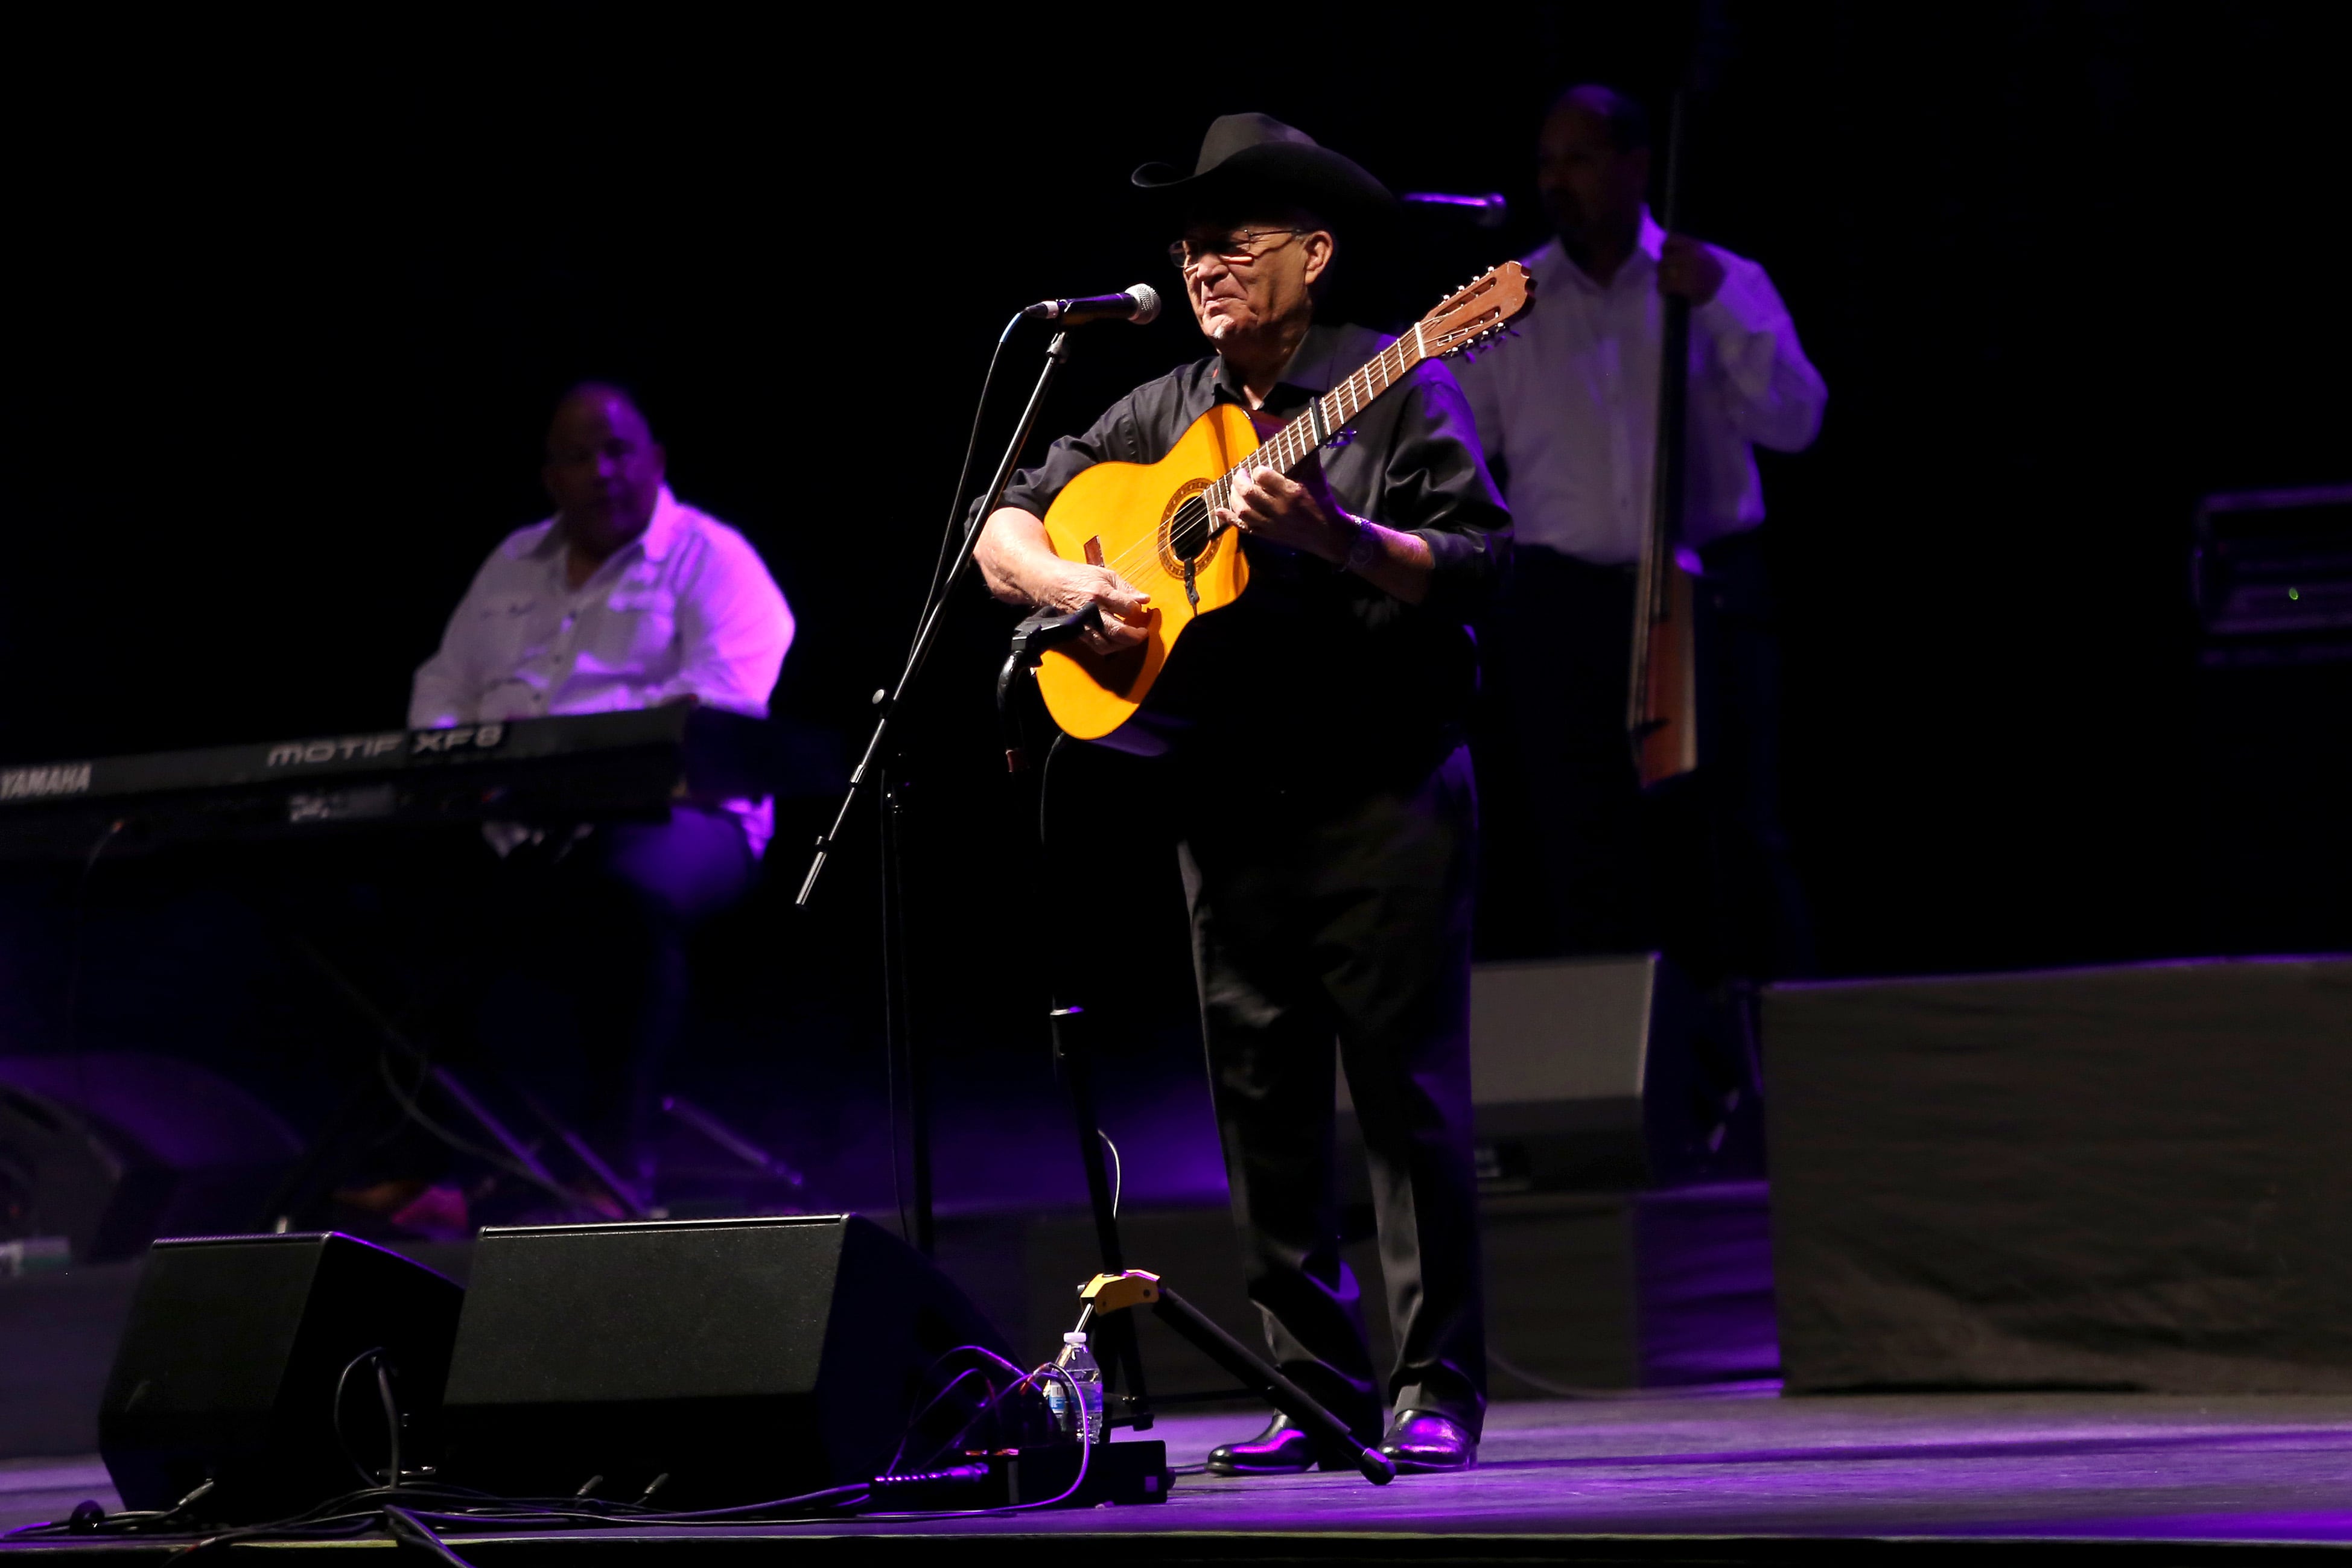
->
xmin=976 ymin=506 xmax=1152 ymax=654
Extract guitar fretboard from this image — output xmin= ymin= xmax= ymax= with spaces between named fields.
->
xmin=1204 ymin=328 xmax=1432 ymax=524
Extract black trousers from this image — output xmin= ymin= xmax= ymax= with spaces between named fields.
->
xmin=1176 ymin=743 xmax=1485 ymax=1438
xmin=1481 ymin=535 xmax=1813 ymax=980
xmin=470 ymin=806 xmax=755 ymax=1180
xmin=1481 ymin=549 xmax=1650 ymax=957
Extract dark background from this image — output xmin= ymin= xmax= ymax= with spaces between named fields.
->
xmin=2 ymin=5 xmax=2347 ymax=1190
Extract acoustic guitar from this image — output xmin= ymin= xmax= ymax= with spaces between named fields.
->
xmin=1034 ymin=261 xmax=1536 ymax=750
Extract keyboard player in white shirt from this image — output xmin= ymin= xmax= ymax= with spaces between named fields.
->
xmin=1454 ymin=84 xmax=1825 ymax=978
xmin=408 ymin=382 xmax=793 ymax=1202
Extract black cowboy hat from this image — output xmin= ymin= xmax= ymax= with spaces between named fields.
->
xmin=1132 ymin=112 xmax=1394 ymax=224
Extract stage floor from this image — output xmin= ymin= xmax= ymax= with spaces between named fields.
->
xmin=11 ymin=1392 xmax=2352 ymax=1560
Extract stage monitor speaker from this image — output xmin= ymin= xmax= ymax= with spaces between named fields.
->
xmin=1766 ymin=956 xmax=2352 ymax=1394
xmin=1340 ymin=954 xmax=1762 ymax=1193
xmin=439 ymin=1213 xmax=1014 ymax=1507
xmin=0 ymin=1051 xmax=302 ymax=1262
xmin=98 ymin=1231 xmax=462 ymax=1523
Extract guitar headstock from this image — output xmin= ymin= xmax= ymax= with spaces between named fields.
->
xmin=1417 ymin=260 xmax=1536 ymax=359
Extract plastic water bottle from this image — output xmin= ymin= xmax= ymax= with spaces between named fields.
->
xmin=1047 ymin=1331 xmax=1104 ymax=1444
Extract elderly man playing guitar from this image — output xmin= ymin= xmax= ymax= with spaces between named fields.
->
xmin=977 ymin=113 xmax=1512 ymax=1475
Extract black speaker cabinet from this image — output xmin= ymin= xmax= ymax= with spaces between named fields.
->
xmin=1767 ymin=957 xmax=2352 ymax=1392
xmin=98 ymin=1232 xmax=463 ymax=1523
xmin=0 ymin=1050 xmax=303 ymax=1262
xmin=440 ymin=1213 xmax=1014 ymax=1506
xmin=1339 ymin=954 xmax=1764 ymax=1195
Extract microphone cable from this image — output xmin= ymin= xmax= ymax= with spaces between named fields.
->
xmin=882 ymin=304 xmax=1026 ymax=1262
xmin=914 ymin=311 xmax=1028 ymax=636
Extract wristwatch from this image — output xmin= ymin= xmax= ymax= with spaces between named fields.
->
xmin=1340 ymin=514 xmax=1381 ymax=576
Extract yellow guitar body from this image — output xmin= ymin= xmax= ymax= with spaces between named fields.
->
xmin=1035 ymin=402 xmax=1259 ymax=744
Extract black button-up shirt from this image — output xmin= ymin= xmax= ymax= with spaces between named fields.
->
xmin=1000 ymin=322 xmax=1511 ymax=781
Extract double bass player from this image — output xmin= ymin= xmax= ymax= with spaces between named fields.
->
xmin=1454 ymin=84 xmax=1826 ymax=977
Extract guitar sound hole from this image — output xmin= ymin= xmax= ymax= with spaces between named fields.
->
xmin=1167 ymin=494 xmax=1213 ymax=564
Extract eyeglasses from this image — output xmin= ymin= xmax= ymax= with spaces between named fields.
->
xmin=1167 ymin=227 xmax=1311 ymax=275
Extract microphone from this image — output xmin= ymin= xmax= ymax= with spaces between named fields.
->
xmin=1023 ymin=284 xmax=1161 ymax=326
xmin=1402 ymin=191 xmax=1509 ymax=230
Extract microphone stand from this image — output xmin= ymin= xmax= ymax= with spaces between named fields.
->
xmin=988 ymin=623 xmax=1396 ymax=1484
xmin=795 ymin=326 xmax=1074 ymax=1255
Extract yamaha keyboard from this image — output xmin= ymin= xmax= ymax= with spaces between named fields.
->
xmin=0 ymin=706 xmax=842 ymax=860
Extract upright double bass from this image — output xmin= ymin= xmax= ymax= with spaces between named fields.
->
xmin=1626 ymin=90 xmax=1700 ymax=789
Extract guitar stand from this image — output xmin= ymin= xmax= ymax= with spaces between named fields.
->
xmin=999 ymin=615 xmax=1397 ymax=1488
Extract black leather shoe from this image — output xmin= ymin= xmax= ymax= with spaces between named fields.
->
xmin=1205 ymin=1412 xmax=1316 ymax=1475
xmin=1380 ymin=1409 xmax=1476 ymax=1473
xmin=1205 ymin=1412 xmax=1365 ymax=1476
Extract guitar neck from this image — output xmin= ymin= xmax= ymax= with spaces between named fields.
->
xmin=1205 ymin=331 xmax=1432 ymax=526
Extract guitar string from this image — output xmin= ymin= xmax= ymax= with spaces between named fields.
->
xmin=1092 ymin=355 xmax=1356 ymax=579
xmin=1047 ymin=278 xmax=1511 ymax=598
xmin=1081 ymin=334 xmax=1426 ymax=589
xmin=1090 ymin=371 xmax=1370 ymax=586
